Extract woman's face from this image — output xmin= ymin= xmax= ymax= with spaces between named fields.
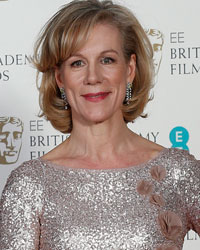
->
xmin=55 ymin=23 xmax=136 ymax=125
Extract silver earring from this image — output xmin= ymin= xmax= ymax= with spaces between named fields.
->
xmin=60 ymin=87 xmax=68 ymax=110
xmin=125 ymin=82 xmax=132 ymax=105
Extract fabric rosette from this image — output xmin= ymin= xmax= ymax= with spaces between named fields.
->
xmin=150 ymin=165 xmax=166 ymax=181
xmin=137 ymin=180 xmax=153 ymax=196
xmin=156 ymin=244 xmax=179 ymax=250
xmin=158 ymin=211 xmax=182 ymax=240
xmin=149 ymin=193 xmax=165 ymax=207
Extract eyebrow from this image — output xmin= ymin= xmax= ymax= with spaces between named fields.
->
xmin=70 ymin=49 xmax=119 ymax=58
xmin=100 ymin=49 xmax=119 ymax=55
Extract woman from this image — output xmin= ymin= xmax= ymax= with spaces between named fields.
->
xmin=0 ymin=0 xmax=199 ymax=249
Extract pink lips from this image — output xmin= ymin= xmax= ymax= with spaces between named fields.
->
xmin=82 ymin=92 xmax=110 ymax=102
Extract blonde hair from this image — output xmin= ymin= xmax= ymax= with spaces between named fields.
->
xmin=33 ymin=0 xmax=154 ymax=133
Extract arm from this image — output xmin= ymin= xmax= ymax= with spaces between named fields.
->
xmin=0 ymin=161 xmax=44 ymax=249
xmin=186 ymin=159 xmax=200 ymax=235
xmin=178 ymin=152 xmax=200 ymax=235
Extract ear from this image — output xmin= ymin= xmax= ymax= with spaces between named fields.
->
xmin=127 ymin=54 xmax=136 ymax=83
xmin=55 ymin=67 xmax=64 ymax=88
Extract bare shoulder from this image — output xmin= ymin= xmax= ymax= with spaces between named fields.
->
xmin=132 ymin=132 xmax=165 ymax=153
xmin=127 ymin=132 xmax=166 ymax=165
xmin=41 ymin=143 xmax=65 ymax=162
xmin=40 ymin=139 xmax=73 ymax=167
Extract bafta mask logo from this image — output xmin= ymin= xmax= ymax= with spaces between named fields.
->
xmin=0 ymin=117 xmax=24 ymax=165
xmin=146 ymin=29 xmax=164 ymax=76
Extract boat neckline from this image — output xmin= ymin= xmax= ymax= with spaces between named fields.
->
xmin=38 ymin=148 xmax=172 ymax=172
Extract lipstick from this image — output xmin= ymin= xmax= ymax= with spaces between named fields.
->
xmin=82 ymin=92 xmax=110 ymax=102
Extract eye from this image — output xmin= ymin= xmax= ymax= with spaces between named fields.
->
xmin=13 ymin=132 xmax=22 ymax=140
xmin=101 ymin=57 xmax=115 ymax=64
xmin=153 ymin=44 xmax=162 ymax=52
xmin=71 ymin=60 xmax=84 ymax=67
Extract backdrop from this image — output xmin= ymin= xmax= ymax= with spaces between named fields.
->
xmin=0 ymin=0 xmax=199 ymax=248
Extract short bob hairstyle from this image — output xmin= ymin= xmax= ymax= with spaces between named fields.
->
xmin=33 ymin=0 xmax=154 ymax=134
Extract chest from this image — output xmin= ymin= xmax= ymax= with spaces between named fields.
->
xmin=39 ymin=170 xmax=187 ymax=249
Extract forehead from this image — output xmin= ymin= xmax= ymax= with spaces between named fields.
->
xmin=1 ymin=123 xmax=22 ymax=132
xmin=73 ymin=23 xmax=123 ymax=54
xmin=148 ymin=35 xmax=163 ymax=45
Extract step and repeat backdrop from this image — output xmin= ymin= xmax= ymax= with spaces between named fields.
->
xmin=0 ymin=0 xmax=199 ymax=248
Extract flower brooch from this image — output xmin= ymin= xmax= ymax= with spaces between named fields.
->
xmin=136 ymin=165 xmax=182 ymax=250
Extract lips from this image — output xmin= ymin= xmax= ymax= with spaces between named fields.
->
xmin=81 ymin=92 xmax=111 ymax=102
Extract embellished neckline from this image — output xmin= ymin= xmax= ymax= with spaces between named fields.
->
xmin=38 ymin=147 xmax=171 ymax=172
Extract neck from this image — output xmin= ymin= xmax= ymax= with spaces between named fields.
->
xmin=64 ymin=111 xmax=136 ymax=162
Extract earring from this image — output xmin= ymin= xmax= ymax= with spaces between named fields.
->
xmin=60 ymin=87 xmax=68 ymax=110
xmin=125 ymin=82 xmax=132 ymax=105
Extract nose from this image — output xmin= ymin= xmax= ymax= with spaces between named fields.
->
xmin=84 ymin=63 xmax=102 ymax=85
xmin=7 ymin=134 xmax=15 ymax=150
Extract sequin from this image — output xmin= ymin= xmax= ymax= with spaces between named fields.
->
xmin=0 ymin=148 xmax=200 ymax=249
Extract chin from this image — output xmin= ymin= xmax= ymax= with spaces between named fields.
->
xmin=84 ymin=112 xmax=112 ymax=124
xmin=94 ymin=119 xmax=106 ymax=124
xmin=73 ymin=105 xmax=119 ymax=125
xmin=89 ymin=117 xmax=108 ymax=124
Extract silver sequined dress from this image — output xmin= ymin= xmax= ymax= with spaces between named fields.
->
xmin=0 ymin=148 xmax=200 ymax=250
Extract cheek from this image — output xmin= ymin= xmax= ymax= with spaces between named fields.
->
xmin=62 ymin=76 xmax=82 ymax=105
xmin=62 ymin=70 xmax=83 ymax=89
xmin=112 ymin=69 xmax=127 ymax=92
xmin=0 ymin=144 xmax=6 ymax=152
xmin=15 ymin=140 xmax=22 ymax=147
xmin=118 ymin=83 xmax=126 ymax=102
xmin=105 ymin=66 xmax=127 ymax=84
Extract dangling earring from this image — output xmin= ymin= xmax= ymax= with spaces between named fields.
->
xmin=125 ymin=82 xmax=132 ymax=105
xmin=60 ymin=87 xmax=68 ymax=110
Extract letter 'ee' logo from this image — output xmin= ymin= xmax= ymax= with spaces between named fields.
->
xmin=169 ymin=126 xmax=189 ymax=151
xmin=0 ymin=117 xmax=24 ymax=165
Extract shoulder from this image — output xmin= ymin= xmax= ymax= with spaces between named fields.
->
xmin=160 ymin=147 xmax=198 ymax=168
xmin=0 ymin=159 xmax=45 ymax=234
xmin=7 ymin=158 xmax=44 ymax=182
xmin=1 ymin=158 xmax=45 ymax=199
xmin=153 ymin=148 xmax=200 ymax=186
xmin=161 ymin=148 xmax=200 ymax=188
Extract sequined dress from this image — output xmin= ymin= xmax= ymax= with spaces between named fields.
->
xmin=0 ymin=148 xmax=200 ymax=250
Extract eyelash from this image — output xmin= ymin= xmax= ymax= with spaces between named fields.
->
xmin=70 ymin=57 xmax=115 ymax=68
xmin=101 ymin=57 xmax=115 ymax=64
xmin=71 ymin=60 xmax=84 ymax=67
